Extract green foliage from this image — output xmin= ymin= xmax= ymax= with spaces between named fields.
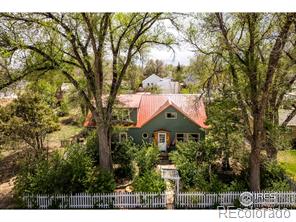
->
xmin=112 ymin=140 xmax=136 ymax=166
xmin=265 ymin=180 xmax=290 ymax=192
xmin=56 ymin=100 xmax=69 ymax=117
xmin=143 ymin=59 xmax=165 ymax=78
xmin=206 ymin=92 xmax=247 ymax=168
xmin=265 ymin=122 xmax=293 ymax=151
xmin=223 ymin=180 xmax=248 ymax=192
xmin=0 ymin=91 xmax=59 ymax=152
xmin=133 ymin=170 xmax=166 ymax=193
xmin=170 ymin=141 xmax=218 ymax=191
xmin=278 ymin=150 xmax=296 ymax=179
xmin=27 ymin=80 xmax=57 ymax=108
xmin=14 ymin=144 xmax=115 ymax=197
xmin=84 ymin=167 xmax=116 ymax=193
xmin=85 ymin=130 xmax=100 ymax=164
xmin=112 ymin=140 xmax=137 ymax=180
xmin=170 ymin=140 xmax=249 ymax=192
xmin=134 ymin=143 xmax=160 ymax=175
xmin=261 ymin=160 xmax=291 ymax=191
xmin=114 ymin=166 xmax=134 ymax=180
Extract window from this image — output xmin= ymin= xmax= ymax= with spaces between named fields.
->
xmin=175 ymin=133 xmax=200 ymax=143
xmin=188 ymin=133 xmax=200 ymax=142
xmin=142 ymin=132 xmax=149 ymax=139
xmin=112 ymin=109 xmax=130 ymax=121
xmin=176 ymin=133 xmax=185 ymax=142
xmin=165 ymin=112 xmax=177 ymax=119
xmin=121 ymin=109 xmax=130 ymax=121
xmin=119 ymin=132 xmax=128 ymax=143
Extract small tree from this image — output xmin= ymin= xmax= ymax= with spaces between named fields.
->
xmin=0 ymin=91 xmax=59 ymax=154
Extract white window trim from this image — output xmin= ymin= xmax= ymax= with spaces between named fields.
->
xmin=142 ymin=132 xmax=149 ymax=139
xmin=165 ymin=112 xmax=177 ymax=119
xmin=119 ymin=132 xmax=128 ymax=143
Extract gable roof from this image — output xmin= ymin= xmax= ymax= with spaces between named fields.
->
xmin=142 ymin=74 xmax=162 ymax=84
xmin=83 ymin=94 xmax=208 ymax=129
xmin=135 ymin=94 xmax=208 ymax=128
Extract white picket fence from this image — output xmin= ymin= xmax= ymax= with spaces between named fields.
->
xmin=175 ymin=191 xmax=296 ymax=208
xmin=23 ymin=192 xmax=167 ymax=209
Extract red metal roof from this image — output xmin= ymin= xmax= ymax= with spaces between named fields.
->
xmin=83 ymin=94 xmax=208 ymax=129
xmin=135 ymin=94 xmax=208 ymax=128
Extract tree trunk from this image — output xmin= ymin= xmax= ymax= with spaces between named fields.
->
xmin=249 ymin=112 xmax=264 ymax=191
xmin=249 ymin=145 xmax=261 ymax=191
xmin=96 ymin=125 xmax=113 ymax=171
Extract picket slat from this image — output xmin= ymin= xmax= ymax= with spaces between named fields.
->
xmin=23 ymin=192 xmax=166 ymax=209
xmin=174 ymin=191 xmax=296 ymax=209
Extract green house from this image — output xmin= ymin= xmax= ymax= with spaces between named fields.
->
xmin=84 ymin=94 xmax=208 ymax=152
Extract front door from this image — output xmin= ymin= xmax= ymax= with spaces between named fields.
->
xmin=158 ymin=132 xmax=167 ymax=151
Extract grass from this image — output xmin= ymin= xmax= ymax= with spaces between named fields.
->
xmin=48 ymin=124 xmax=83 ymax=142
xmin=278 ymin=150 xmax=296 ymax=180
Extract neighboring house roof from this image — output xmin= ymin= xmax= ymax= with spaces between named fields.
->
xmin=142 ymin=74 xmax=180 ymax=94
xmin=83 ymin=94 xmax=208 ymax=129
xmin=279 ymin=109 xmax=296 ymax=127
xmin=157 ymin=80 xmax=180 ymax=94
xmin=115 ymin=94 xmax=143 ymax=108
xmin=142 ymin=74 xmax=163 ymax=85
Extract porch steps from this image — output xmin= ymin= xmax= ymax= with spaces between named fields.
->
xmin=159 ymin=152 xmax=172 ymax=165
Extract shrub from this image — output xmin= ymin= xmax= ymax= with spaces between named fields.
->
xmin=114 ymin=165 xmax=134 ymax=180
xmin=56 ymin=100 xmax=69 ymax=117
xmin=223 ymin=180 xmax=248 ymax=192
xmin=261 ymin=160 xmax=291 ymax=191
xmin=62 ymin=144 xmax=94 ymax=193
xmin=265 ymin=180 xmax=290 ymax=191
xmin=14 ymin=144 xmax=115 ymax=198
xmin=169 ymin=141 xmax=248 ymax=192
xmin=84 ymin=167 xmax=116 ymax=193
xmin=170 ymin=141 xmax=216 ymax=191
xmin=112 ymin=140 xmax=136 ymax=166
xmin=133 ymin=171 xmax=166 ymax=193
xmin=85 ymin=130 xmax=100 ymax=164
xmin=134 ymin=143 xmax=160 ymax=175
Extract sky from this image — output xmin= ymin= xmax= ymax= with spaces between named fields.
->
xmin=149 ymin=46 xmax=195 ymax=66
xmin=147 ymin=17 xmax=196 ymax=66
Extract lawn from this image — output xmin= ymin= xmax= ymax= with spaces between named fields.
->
xmin=278 ymin=150 xmax=296 ymax=180
xmin=46 ymin=124 xmax=83 ymax=149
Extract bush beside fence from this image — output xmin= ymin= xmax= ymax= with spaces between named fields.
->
xmin=23 ymin=192 xmax=166 ymax=209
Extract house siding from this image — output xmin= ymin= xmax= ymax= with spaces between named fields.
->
xmin=129 ymin=108 xmax=137 ymax=122
xmin=127 ymin=106 xmax=205 ymax=148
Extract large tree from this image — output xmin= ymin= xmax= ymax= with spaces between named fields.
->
xmin=0 ymin=13 xmax=174 ymax=171
xmin=185 ymin=13 xmax=296 ymax=191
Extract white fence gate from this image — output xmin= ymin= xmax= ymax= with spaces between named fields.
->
xmin=175 ymin=191 xmax=296 ymax=208
xmin=23 ymin=192 xmax=166 ymax=209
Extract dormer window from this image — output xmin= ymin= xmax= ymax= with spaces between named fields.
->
xmin=165 ymin=112 xmax=177 ymax=119
xmin=112 ymin=109 xmax=130 ymax=121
